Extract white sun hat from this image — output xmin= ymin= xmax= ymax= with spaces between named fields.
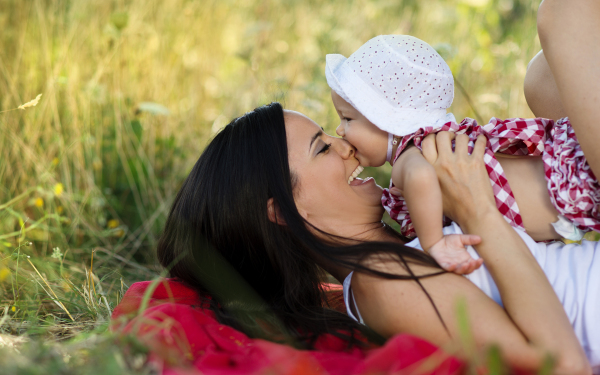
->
xmin=326 ymin=35 xmax=456 ymax=137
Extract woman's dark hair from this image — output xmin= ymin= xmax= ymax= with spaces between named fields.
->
xmin=157 ymin=102 xmax=445 ymax=349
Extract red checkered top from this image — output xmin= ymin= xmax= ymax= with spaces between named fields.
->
xmin=382 ymin=117 xmax=550 ymax=237
xmin=544 ymin=118 xmax=600 ymax=233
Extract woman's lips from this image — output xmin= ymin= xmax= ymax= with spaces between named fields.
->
xmin=349 ymin=177 xmax=374 ymax=186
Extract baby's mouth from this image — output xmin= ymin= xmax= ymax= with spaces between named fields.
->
xmin=347 ymin=165 xmax=364 ymax=184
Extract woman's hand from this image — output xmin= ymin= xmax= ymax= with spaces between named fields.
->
xmin=420 ymin=132 xmax=496 ymax=227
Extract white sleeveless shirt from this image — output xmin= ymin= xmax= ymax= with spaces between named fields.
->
xmin=342 ymin=222 xmax=600 ymax=373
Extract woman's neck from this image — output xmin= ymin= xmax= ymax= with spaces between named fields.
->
xmin=357 ymin=221 xmax=404 ymax=243
xmin=321 ymin=221 xmax=405 ymax=283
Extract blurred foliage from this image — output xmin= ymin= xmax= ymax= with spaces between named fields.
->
xmin=0 ymin=331 xmax=156 ymax=375
xmin=0 ymin=0 xmax=544 ymax=372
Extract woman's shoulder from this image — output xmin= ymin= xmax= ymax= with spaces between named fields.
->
xmin=350 ymin=248 xmax=507 ymax=342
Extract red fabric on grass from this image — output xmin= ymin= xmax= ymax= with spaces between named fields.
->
xmin=111 ymin=278 xmax=465 ymax=375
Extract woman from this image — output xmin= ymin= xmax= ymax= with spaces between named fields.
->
xmin=156 ymin=1 xmax=599 ymax=373
xmin=157 ymin=102 xmax=595 ymax=374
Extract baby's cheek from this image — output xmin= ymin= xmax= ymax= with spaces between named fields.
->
xmin=359 ymin=140 xmax=382 ymax=162
xmin=360 ymin=149 xmax=382 ymax=167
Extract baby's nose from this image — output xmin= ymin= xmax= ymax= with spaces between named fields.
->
xmin=335 ymin=124 xmax=344 ymax=137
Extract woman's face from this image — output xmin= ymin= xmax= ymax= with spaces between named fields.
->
xmin=284 ymin=110 xmax=385 ymax=236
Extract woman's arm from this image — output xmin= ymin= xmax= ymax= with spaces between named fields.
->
xmin=354 ymin=259 xmax=549 ymax=371
xmin=537 ymin=0 xmax=600 ymax=178
xmin=353 ymin=133 xmax=590 ymax=374
xmin=427 ymin=132 xmax=589 ymax=373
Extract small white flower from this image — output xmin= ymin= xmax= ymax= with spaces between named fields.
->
xmin=51 ymin=247 xmax=63 ymax=259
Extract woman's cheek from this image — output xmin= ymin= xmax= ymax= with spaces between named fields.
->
xmin=319 ymin=160 xmax=344 ymax=196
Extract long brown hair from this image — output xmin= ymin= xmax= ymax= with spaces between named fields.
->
xmin=156 ymin=102 xmax=445 ymax=349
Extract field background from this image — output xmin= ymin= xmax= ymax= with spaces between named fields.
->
xmin=0 ymin=0 xmax=541 ymax=373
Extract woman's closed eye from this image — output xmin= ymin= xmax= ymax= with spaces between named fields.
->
xmin=317 ymin=143 xmax=332 ymax=155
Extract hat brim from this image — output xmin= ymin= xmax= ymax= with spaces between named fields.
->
xmin=325 ymin=54 xmax=452 ymax=136
xmin=326 ymin=54 xmax=354 ymax=106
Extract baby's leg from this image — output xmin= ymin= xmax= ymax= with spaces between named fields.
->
xmin=537 ymin=0 xmax=600 ymax=177
xmin=524 ymin=50 xmax=566 ymax=120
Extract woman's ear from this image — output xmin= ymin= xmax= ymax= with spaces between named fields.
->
xmin=267 ymin=198 xmax=286 ymax=225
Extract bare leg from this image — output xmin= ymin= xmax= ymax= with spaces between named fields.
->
xmin=537 ymin=0 xmax=600 ymax=177
xmin=524 ymin=50 xmax=567 ymax=120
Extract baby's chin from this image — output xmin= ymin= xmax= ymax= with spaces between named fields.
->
xmin=364 ymin=159 xmax=388 ymax=168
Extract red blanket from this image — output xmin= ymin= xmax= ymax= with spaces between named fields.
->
xmin=111 ymin=278 xmax=465 ymax=374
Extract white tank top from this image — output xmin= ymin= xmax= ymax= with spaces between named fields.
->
xmin=342 ymin=222 xmax=600 ymax=373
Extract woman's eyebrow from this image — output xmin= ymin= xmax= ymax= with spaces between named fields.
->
xmin=309 ymin=129 xmax=324 ymax=152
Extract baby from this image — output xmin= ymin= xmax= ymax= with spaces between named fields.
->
xmin=326 ymin=35 xmax=600 ymax=273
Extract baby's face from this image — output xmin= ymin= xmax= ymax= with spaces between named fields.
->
xmin=331 ymin=90 xmax=389 ymax=167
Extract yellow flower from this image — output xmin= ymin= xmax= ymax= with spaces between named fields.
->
xmin=107 ymin=219 xmax=119 ymax=229
xmin=0 ymin=267 xmax=10 ymax=282
xmin=52 ymin=157 xmax=59 ymax=166
xmin=34 ymin=197 xmax=44 ymax=208
xmin=11 ymin=306 xmax=16 ymax=312
xmin=54 ymin=183 xmax=64 ymax=197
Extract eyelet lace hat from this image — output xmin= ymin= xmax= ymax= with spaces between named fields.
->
xmin=326 ymin=35 xmax=456 ymax=136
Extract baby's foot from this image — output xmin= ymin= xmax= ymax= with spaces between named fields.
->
xmin=427 ymin=234 xmax=484 ymax=275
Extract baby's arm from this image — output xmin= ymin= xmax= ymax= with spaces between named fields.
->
xmin=392 ymin=146 xmax=444 ymax=251
xmin=393 ymin=146 xmax=482 ymax=274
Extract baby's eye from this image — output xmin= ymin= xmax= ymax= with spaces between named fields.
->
xmin=343 ymin=117 xmax=352 ymax=123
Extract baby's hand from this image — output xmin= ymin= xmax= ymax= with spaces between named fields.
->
xmin=427 ymin=234 xmax=483 ymax=275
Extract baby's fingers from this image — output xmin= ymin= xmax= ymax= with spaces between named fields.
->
xmin=463 ymin=258 xmax=484 ymax=275
xmin=459 ymin=234 xmax=481 ymax=247
xmin=453 ymin=258 xmax=481 ymax=275
xmin=454 ymin=261 xmax=472 ymax=275
xmin=475 ymin=258 xmax=484 ymax=269
xmin=440 ymin=262 xmax=457 ymax=272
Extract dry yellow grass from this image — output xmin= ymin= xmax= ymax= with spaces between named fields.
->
xmin=0 ymin=0 xmax=543 ymax=372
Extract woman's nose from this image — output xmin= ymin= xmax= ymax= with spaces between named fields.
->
xmin=332 ymin=137 xmax=355 ymax=159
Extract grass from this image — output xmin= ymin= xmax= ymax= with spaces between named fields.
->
xmin=0 ymin=0 xmax=549 ymax=372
